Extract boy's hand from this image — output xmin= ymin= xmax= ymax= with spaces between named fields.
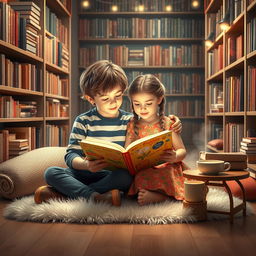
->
xmin=160 ymin=149 xmax=177 ymax=163
xmin=84 ymin=157 xmax=108 ymax=172
xmin=169 ymin=115 xmax=182 ymax=134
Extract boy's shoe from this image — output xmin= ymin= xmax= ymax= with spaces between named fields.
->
xmin=34 ymin=185 xmax=66 ymax=204
xmin=93 ymin=189 xmax=121 ymax=207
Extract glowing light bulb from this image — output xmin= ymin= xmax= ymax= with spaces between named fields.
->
xmin=191 ymin=0 xmax=200 ymax=9
xmin=138 ymin=5 xmax=145 ymax=12
xmin=166 ymin=5 xmax=172 ymax=12
xmin=111 ymin=5 xmax=118 ymax=12
xmin=205 ymin=40 xmax=213 ymax=47
xmin=220 ymin=22 xmax=230 ymax=31
xmin=82 ymin=0 xmax=90 ymax=9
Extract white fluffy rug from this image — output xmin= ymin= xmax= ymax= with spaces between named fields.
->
xmin=3 ymin=188 xmax=255 ymax=224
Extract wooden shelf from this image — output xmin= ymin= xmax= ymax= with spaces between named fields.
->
xmin=45 ymin=94 xmax=69 ymax=100
xmin=46 ymin=0 xmax=71 ymax=17
xmin=247 ymin=111 xmax=256 ymax=116
xmin=206 ymin=69 xmax=224 ymax=82
xmin=0 ymin=86 xmax=43 ymax=96
xmin=225 ymin=56 xmax=245 ymax=72
xmin=45 ymin=117 xmax=70 ymax=121
xmin=79 ymin=11 xmax=204 ymax=16
xmin=206 ymin=113 xmax=224 ymax=117
xmin=205 ymin=0 xmax=222 ymax=13
xmin=206 ymin=32 xmax=223 ymax=52
xmin=247 ymin=50 xmax=256 ymax=61
xmin=247 ymin=0 xmax=256 ymax=12
xmin=0 ymin=117 xmax=44 ymax=123
xmin=79 ymin=38 xmax=204 ymax=43
xmin=225 ymin=112 xmax=245 ymax=116
xmin=45 ymin=62 xmax=69 ymax=75
xmin=0 ymin=0 xmax=71 ymax=161
xmin=0 ymin=40 xmax=43 ymax=64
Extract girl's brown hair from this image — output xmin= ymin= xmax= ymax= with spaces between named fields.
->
xmin=80 ymin=60 xmax=128 ymax=98
xmin=128 ymin=74 xmax=166 ymax=136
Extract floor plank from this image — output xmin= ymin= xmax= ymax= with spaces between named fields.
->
xmin=84 ymin=224 xmax=133 ymax=256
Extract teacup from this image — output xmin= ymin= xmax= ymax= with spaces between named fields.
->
xmin=184 ymin=180 xmax=208 ymax=202
xmin=197 ymin=160 xmax=231 ymax=175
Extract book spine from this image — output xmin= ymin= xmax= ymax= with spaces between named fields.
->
xmin=123 ymin=152 xmax=135 ymax=176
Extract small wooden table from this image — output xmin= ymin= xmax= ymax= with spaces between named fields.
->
xmin=183 ymin=170 xmax=249 ymax=223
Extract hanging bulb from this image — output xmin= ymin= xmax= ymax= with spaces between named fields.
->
xmin=165 ymin=5 xmax=172 ymax=12
xmin=191 ymin=0 xmax=200 ymax=9
xmin=111 ymin=5 xmax=118 ymax=12
xmin=82 ymin=0 xmax=90 ymax=9
xmin=138 ymin=5 xmax=145 ymax=12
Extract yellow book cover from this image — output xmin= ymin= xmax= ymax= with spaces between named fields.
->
xmin=79 ymin=130 xmax=172 ymax=175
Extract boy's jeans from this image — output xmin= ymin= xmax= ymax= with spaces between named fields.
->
xmin=44 ymin=166 xmax=133 ymax=199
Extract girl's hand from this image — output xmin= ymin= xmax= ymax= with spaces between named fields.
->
xmin=160 ymin=149 xmax=178 ymax=163
xmin=84 ymin=157 xmax=108 ymax=172
xmin=169 ymin=115 xmax=182 ymax=134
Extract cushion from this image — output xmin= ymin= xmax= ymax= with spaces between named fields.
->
xmin=226 ymin=177 xmax=256 ymax=201
xmin=207 ymin=139 xmax=223 ymax=150
xmin=0 ymin=147 xmax=67 ymax=199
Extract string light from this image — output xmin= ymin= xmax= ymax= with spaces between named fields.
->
xmin=205 ymin=32 xmax=215 ymax=47
xmin=138 ymin=5 xmax=145 ymax=12
xmin=111 ymin=5 xmax=118 ymax=12
xmin=165 ymin=5 xmax=173 ymax=11
xmin=81 ymin=0 xmax=90 ymax=9
xmin=191 ymin=0 xmax=200 ymax=9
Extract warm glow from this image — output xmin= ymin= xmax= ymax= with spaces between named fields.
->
xmin=191 ymin=0 xmax=200 ymax=8
xmin=138 ymin=5 xmax=145 ymax=12
xmin=82 ymin=0 xmax=90 ymax=8
xmin=165 ymin=5 xmax=172 ymax=11
xmin=205 ymin=40 xmax=213 ymax=47
xmin=111 ymin=5 xmax=118 ymax=12
xmin=220 ymin=22 xmax=230 ymax=31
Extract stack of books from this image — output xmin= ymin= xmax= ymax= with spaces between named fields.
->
xmin=199 ymin=151 xmax=247 ymax=170
xmin=9 ymin=1 xmax=41 ymax=56
xmin=240 ymin=137 xmax=256 ymax=164
xmin=9 ymin=138 xmax=29 ymax=158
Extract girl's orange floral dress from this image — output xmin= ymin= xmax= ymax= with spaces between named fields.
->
xmin=127 ymin=118 xmax=185 ymax=200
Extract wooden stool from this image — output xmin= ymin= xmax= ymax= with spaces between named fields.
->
xmin=183 ymin=200 xmax=207 ymax=221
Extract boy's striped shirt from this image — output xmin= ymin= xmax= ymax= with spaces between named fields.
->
xmin=65 ymin=107 xmax=132 ymax=167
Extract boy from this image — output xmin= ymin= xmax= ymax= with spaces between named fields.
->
xmin=34 ymin=60 xmax=182 ymax=206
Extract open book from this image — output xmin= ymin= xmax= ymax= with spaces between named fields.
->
xmin=79 ymin=130 xmax=172 ymax=175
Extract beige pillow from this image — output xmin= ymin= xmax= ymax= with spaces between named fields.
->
xmin=0 ymin=147 xmax=67 ymax=199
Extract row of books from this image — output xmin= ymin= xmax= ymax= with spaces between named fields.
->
xmin=247 ymin=16 xmax=256 ymax=53
xmin=79 ymin=18 xmax=204 ymax=39
xmin=206 ymin=6 xmax=223 ymax=41
xmin=228 ymin=0 xmax=244 ymax=24
xmin=46 ymin=99 xmax=69 ymax=117
xmin=0 ymin=127 xmax=42 ymax=163
xmin=46 ymin=71 xmax=69 ymax=97
xmin=248 ymin=66 xmax=256 ymax=111
xmin=79 ymin=44 xmax=203 ymax=67
xmin=0 ymin=1 xmax=41 ymax=56
xmin=126 ymin=71 xmax=204 ymax=94
xmin=45 ymin=6 xmax=69 ymax=47
xmin=227 ymin=35 xmax=243 ymax=65
xmin=226 ymin=122 xmax=244 ymax=152
xmin=0 ymin=97 xmax=37 ymax=118
xmin=207 ymin=44 xmax=223 ymax=77
xmin=225 ymin=75 xmax=244 ymax=112
xmin=82 ymin=0 xmax=203 ymax=12
xmin=45 ymin=35 xmax=69 ymax=71
xmin=165 ymin=99 xmax=204 ymax=117
xmin=46 ymin=124 xmax=69 ymax=147
xmin=0 ymin=54 xmax=42 ymax=91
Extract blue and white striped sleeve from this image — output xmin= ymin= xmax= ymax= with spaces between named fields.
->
xmin=64 ymin=115 xmax=87 ymax=168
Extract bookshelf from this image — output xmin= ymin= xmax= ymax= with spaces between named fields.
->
xmin=0 ymin=0 xmax=71 ymax=162
xmin=204 ymin=0 xmax=256 ymax=170
xmin=78 ymin=0 xmax=205 ymax=148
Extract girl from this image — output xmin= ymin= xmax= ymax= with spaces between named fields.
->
xmin=125 ymin=74 xmax=186 ymax=205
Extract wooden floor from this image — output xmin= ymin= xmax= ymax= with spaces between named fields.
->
xmin=0 ymin=197 xmax=256 ymax=256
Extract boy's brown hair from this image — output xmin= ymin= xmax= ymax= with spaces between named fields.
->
xmin=80 ymin=60 xmax=128 ymax=98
